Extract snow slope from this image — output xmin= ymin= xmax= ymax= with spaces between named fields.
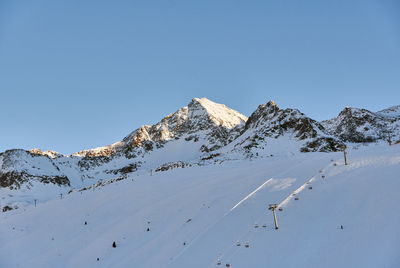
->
xmin=1 ymin=143 xmax=399 ymax=268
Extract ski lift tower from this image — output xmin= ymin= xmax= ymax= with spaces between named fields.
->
xmin=269 ymin=204 xmax=279 ymax=230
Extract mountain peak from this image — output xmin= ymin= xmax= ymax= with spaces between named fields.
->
xmin=187 ymin=97 xmax=247 ymax=129
xmin=29 ymin=149 xmax=63 ymax=158
xmin=266 ymin=100 xmax=278 ymax=108
xmin=74 ymin=98 xmax=248 ymax=157
xmin=191 ymin=97 xmax=208 ymax=103
xmin=322 ymin=106 xmax=400 ymax=143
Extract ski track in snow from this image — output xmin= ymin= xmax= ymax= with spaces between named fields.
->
xmin=230 ymin=178 xmax=273 ymax=211
xmin=277 ymin=158 xmax=340 ymax=209
xmin=278 ymin=176 xmax=316 ymax=208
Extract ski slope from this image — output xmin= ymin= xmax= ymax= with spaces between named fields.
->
xmin=1 ymin=143 xmax=399 ymax=268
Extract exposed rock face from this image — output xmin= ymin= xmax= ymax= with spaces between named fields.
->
xmin=225 ymin=101 xmax=343 ymax=157
xmin=124 ymin=97 xmax=247 ymax=154
xmin=154 ymin=161 xmax=191 ymax=172
xmin=321 ymin=107 xmax=400 ymax=143
xmin=29 ymin=149 xmax=64 ymax=159
xmin=244 ymin=101 xmax=323 ymax=140
xmin=0 ymin=149 xmax=70 ymax=190
xmin=0 ymin=171 xmax=69 ymax=190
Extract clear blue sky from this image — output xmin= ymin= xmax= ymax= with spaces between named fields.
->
xmin=1 ymin=0 xmax=399 ymax=154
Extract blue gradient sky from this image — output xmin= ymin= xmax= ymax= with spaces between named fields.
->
xmin=1 ymin=0 xmax=399 ymax=154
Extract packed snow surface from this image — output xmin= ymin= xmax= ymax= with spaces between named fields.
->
xmin=1 ymin=143 xmax=399 ymax=268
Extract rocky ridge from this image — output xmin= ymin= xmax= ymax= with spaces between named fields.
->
xmin=321 ymin=106 xmax=400 ymax=143
xmin=219 ymin=101 xmax=343 ymax=158
xmin=73 ymin=97 xmax=247 ymax=158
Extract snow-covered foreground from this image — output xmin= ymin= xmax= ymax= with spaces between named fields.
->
xmin=1 ymin=144 xmax=399 ymax=268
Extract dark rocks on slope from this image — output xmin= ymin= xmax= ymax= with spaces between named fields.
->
xmin=0 ymin=170 xmax=70 ymax=190
xmin=235 ymin=100 xmax=344 ymax=154
xmin=321 ymin=107 xmax=399 ymax=143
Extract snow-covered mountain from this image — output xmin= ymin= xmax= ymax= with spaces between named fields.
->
xmin=376 ymin=105 xmax=400 ymax=118
xmin=1 ymin=98 xmax=400 ymax=267
xmin=0 ymin=98 xmax=248 ymax=209
xmin=74 ymin=97 xmax=247 ymax=158
xmin=219 ymin=101 xmax=343 ymax=159
xmin=321 ymin=106 xmax=400 ymax=143
xmin=0 ymin=149 xmax=69 ymax=189
xmin=1 ymin=98 xmax=399 ymax=212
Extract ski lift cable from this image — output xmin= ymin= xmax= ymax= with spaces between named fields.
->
xmin=210 ymin=166 xmax=330 ymax=266
xmin=206 ymin=204 xmax=273 ymax=267
xmin=222 ymin=223 xmax=262 ymax=264
xmin=214 ymin=170 xmax=327 ymax=266
xmin=208 ymin=160 xmax=337 ymax=267
xmin=208 ymin=172 xmax=310 ymax=266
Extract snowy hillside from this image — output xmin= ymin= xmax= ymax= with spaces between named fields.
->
xmin=1 ymin=143 xmax=399 ymax=267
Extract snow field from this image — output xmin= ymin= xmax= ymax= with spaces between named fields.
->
xmin=1 ymin=144 xmax=399 ymax=268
